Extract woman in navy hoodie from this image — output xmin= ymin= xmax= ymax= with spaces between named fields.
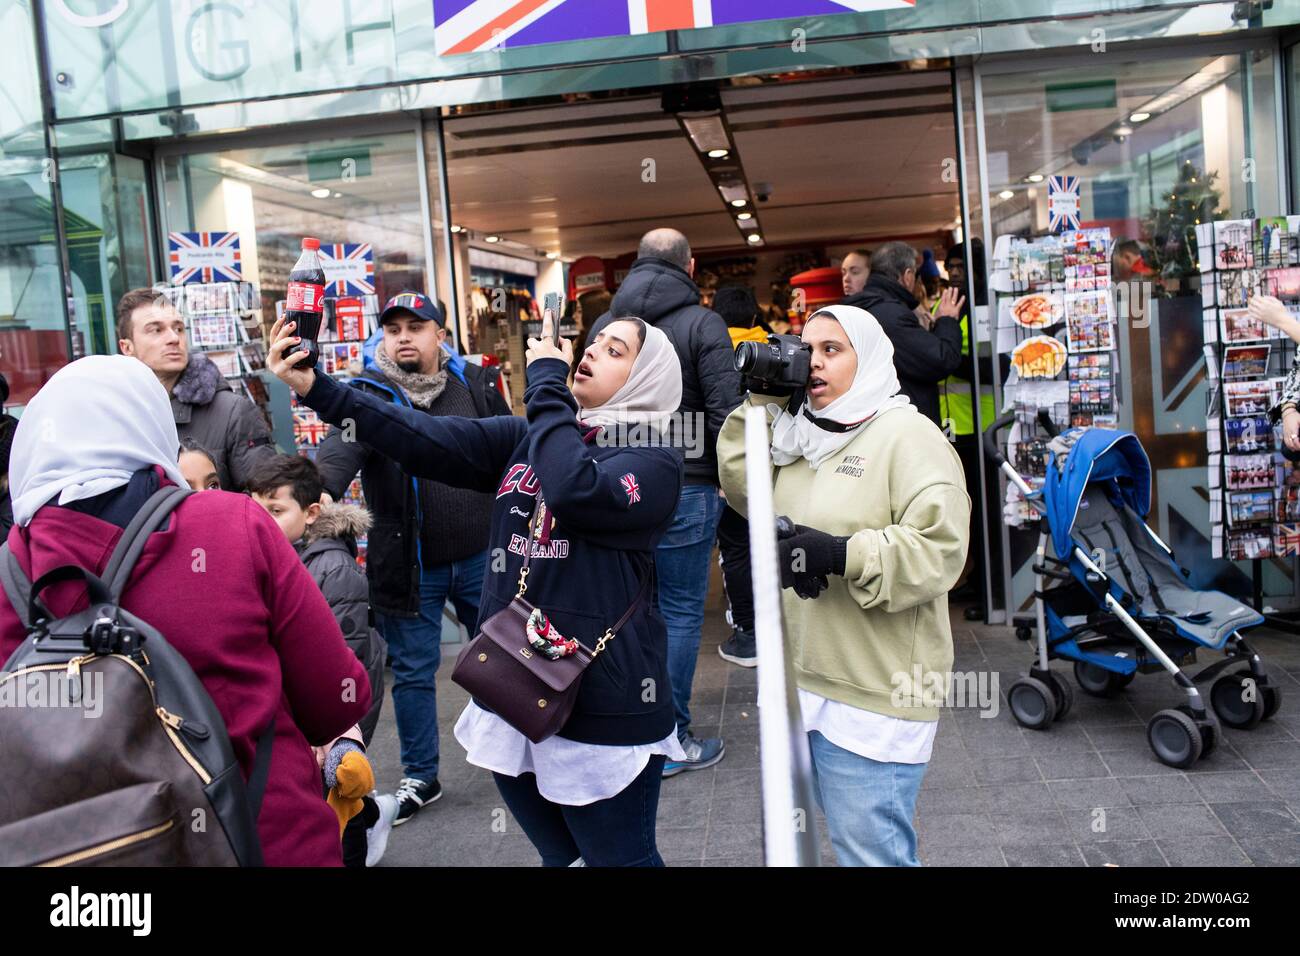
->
xmin=268 ymin=310 xmax=685 ymax=867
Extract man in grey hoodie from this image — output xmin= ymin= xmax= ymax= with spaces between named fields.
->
xmin=116 ymin=287 xmax=278 ymax=490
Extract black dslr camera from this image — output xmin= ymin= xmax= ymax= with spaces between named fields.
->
xmin=733 ymin=333 xmax=812 ymax=391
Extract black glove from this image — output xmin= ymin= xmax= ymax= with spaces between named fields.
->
xmin=777 ymin=523 xmax=849 ymax=599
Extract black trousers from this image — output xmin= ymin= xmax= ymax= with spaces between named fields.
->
xmin=715 ymin=505 xmax=754 ymax=633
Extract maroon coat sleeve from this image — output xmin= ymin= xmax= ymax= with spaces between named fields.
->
xmin=245 ymin=498 xmax=371 ymax=745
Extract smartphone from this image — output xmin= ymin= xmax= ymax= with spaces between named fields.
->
xmin=543 ymin=292 xmax=562 ymax=345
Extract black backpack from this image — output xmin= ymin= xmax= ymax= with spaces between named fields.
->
xmin=0 ymin=486 xmax=272 ymax=866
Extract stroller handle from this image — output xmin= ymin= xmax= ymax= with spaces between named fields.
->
xmin=982 ymin=411 xmax=1017 ymax=465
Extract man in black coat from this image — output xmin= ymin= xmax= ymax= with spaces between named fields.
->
xmin=841 ymin=242 xmax=964 ymax=425
xmin=586 ymin=228 xmax=741 ymax=777
xmin=316 ymin=291 xmax=512 ymax=824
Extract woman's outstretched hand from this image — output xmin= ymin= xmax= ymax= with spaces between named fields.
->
xmin=1282 ymin=408 xmax=1300 ymax=453
xmin=267 ymin=314 xmax=317 ymax=396
xmin=525 ymin=308 xmax=574 ymax=367
xmin=1248 ymin=294 xmax=1293 ymax=330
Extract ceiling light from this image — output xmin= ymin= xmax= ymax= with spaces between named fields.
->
xmin=681 ymin=115 xmax=730 ymax=153
xmin=546 ymin=251 xmax=561 ymax=260
xmin=1115 ymin=124 xmax=1134 ymax=136
xmin=707 ymin=149 xmax=729 ymax=159
xmin=1025 ymin=173 xmax=1044 ymax=183
xmin=719 ymin=184 xmax=749 ymax=205
xmin=736 ymin=212 xmax=753 ymax=222
xmin=1126 ymin=56 xmax=1236 ymax=123
xmin=747 ymin=234 xmax=763 ymax=244
xmin=485 ymin=235 xmax=501 ymax=243
xmin=310 ymin=187 xmax=331 ymax=198
xmin=450 ymin=224 xmax=463 ymax=233
xmin=998 ymin=189 xmax=1015 ymax=200
xmin=1130 ymin=111 xmax=1150 ymax=122
xmin=331 ymin=191 xmax=342 ymax=198
xmin=729 ymin=199 xmax=747 ymax=208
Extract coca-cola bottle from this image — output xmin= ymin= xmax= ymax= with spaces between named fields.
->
xmin=285 ymin=237 xmax=326 ymax=369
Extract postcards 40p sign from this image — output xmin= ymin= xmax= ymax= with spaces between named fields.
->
xmin=433 ymin=0 xmax=917 ymax=56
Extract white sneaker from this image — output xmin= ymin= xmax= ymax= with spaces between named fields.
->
xmin=366 ymin=794 xmax=399 ymax=867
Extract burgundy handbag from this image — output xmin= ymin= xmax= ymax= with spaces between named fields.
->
xmin=451 ymin=500 xmax=650 ymax=744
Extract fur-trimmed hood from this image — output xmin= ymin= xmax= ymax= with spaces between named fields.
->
xmin=172 ymin=352 xmax=231 ymax=406
xmin=304 ymin=501 xmax=371 ymax=545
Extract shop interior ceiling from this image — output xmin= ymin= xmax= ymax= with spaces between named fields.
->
xmin=443 ymin=71 xmax=961 ymax=260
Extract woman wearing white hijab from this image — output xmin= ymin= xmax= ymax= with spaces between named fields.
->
xmin=269 ymin=311 xmax=686 ymax=867
xmin=718 ymin=304 xmax=971 ymax=867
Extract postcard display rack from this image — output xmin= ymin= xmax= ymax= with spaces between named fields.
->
xmin=283 ymin=293 xmax=381 ymax=566
xmin=992 ymin=228 xmax=1121 ymax=527
xmin=159 ymin=282 xmax=273 ymax=418
xmin=1197 ymin=216 xmax=1300 ymax=570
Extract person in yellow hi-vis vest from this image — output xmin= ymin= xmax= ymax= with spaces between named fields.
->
xmin=940 ymin=245 xmax=996 ymax=621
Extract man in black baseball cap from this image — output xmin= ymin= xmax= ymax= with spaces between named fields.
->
xmin=316 ymin=289 xmax=513 ymax=824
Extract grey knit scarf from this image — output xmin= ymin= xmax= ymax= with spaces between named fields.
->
xmin=374 ymin=344 xmax=450 ymax=409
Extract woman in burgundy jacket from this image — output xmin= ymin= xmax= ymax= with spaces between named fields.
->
xmin=0 ymin=355 xmax=370 ymax=866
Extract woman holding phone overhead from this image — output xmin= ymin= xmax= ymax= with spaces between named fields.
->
xmin=268 ymin=308 xmax=686 ymax=867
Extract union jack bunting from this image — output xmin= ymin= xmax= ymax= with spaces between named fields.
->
xmin=168 ymin=231 xmax=242 ymax=285
xmin=320 ymin=242 xmax=376 ymax=296
xmin=433 ymin=0 xmax=914 ymax=56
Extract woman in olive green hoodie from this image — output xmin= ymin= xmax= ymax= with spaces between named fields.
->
xmin=717 ymin=304 xmax=970 ymax=866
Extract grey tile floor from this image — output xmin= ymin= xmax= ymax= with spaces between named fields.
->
xmin=367 ymin=574 xmax=1300 ymax=867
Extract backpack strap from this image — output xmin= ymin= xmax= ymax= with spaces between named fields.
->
xmin=0 ymin=545 xmax=33 ymax=629
xmin=103 ymin=486 xmax=192 ymax=600
xmin=245 ymin=714 xmax=276 ymax=822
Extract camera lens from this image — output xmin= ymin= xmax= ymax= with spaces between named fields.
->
xmin=734 ymin=340 xmax=760 ymax=375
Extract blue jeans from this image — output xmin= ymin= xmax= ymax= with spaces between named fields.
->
xmin=375 ymin=552 xmax=487 ymax=782
xmin=655 ymin=483 xmax=723 ymax=732
xmin=808 ymin=730 xmax=928 ymax=867
xmin=492 ymin=755 xmax=667 ymax=867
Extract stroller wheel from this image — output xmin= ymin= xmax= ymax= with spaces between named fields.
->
xmin=1262 ymin=683 xmax=1282 ymax=721
xmin=1009 ymin=677 xmax=1057 ymax=729
xmin=1073 ymin=661 xmax=1128 ymax=698
xmin=1176 ymin=705 xmax=1218 ymax=758
xmin=1044 ymin=671 xmax=1074 ymax=720
xmin=1210 ymin=674 xmax=1266 ymax=730
xmin=1147 ymin=709 xmax=1203 ymax=768
xmin=1014 ymin=626 xmax=1034 ymax=642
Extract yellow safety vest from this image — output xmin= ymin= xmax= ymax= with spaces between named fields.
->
xmin=938 ymin=311 xmax=996 ymax=437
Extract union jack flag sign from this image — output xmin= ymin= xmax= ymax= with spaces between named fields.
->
xmin=1047 ymin=175 xmax=1082 ymax=233
xmin=433 ymin=0 xmax=914 ymax=56
xmin=320 ymin=243 xmax=376 ymax=296
xmin=168 ymin=231 xmax=242 ymax=285
xmin=620 ymin=472 xmax=641 ymax=505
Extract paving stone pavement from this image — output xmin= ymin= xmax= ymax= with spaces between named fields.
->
xmin=366 ymin=571 xmax=1300 ymax=867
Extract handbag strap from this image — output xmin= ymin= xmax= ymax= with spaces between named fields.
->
xmin=513 ymin=498 xmax=545 ymax=599
xmin=590 ymin=557 xmax=654 ymax=660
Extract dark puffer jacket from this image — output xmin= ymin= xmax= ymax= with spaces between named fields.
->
xmin=589 ymin=257 xmax=741 ymax=485
xmin=171 ymin=353 xmax=278 ymax=490
xmin=298 ymin=502 xmax=386 ymax=744
xmin=842 ymin=274 xmax=963 ymax=426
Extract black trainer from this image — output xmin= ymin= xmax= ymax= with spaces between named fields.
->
xmin=718 ymin=628 xmax=757 ymax=668
xmin=392 ymin=777 xmax=441 ymax=826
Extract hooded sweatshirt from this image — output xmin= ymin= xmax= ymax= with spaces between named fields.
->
xmin=170 ymin=353 xmax=277 ymax=490
xmin=589 ymin=257 xmax=741 ymax=484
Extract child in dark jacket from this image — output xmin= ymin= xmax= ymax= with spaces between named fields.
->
xmin=249 ymin=454 xmax=395 ymax=867
xmin=269 ymin=311 xmax=685 ymax=867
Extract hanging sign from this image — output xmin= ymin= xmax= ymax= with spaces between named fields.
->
xmin=320 ymin=242 xmax=376 ymax=296
xmin=168 ymin=231 xmax=242 ymax=284
xmin=1048 ymin=175 xmax=1082 ymax=233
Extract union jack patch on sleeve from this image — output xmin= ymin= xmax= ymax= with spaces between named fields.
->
xmin=620 ymin=472 xmax=641 ymax=504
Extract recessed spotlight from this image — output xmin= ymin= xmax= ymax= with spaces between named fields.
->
xmin=332 ymin=191 xmax=342 ymax=198
xmin=485 ymin=235 xmax=501 ymax=243
xmin=737 ymin=212 xmax=753 ymax=222
xmin=707 ymin=149 xmax=729 ymax=159
xmin=747 ymin=234 xmax=763 ymax=244
xmin=1025 ymin=173 xmax=1044 ymax=183
xmin=998 ymin=189 xmax=1015 ymax=200
xmin=1130 ymin=111 xmax=1151 ymax=122
xmin=730 ymin=199 xmax=747 ymax=208
xmin=449 ymin=224 xmax=463 ymax=233
xmin=310 ymin=187 xmax=331 ymax=198
xmin=1115 ymin=124 xmax=1134 ymax=136
xmin=546 ymin=251 xmax=561 ymax=260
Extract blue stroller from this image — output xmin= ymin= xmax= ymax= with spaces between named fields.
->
xmin=984 ymin=413 xmax=1283 ymax=768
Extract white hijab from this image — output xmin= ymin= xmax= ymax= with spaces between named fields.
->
xmin=579 ymin=320 xmax=683 ymax=435
xmin=9 ymin=355 xmax=187 ymax=527
xmin=770 ymin=305 xmax=914 ymax=469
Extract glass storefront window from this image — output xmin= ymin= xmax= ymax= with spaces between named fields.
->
xmin=159 ymin=128 xmax=430 ymax=329
xmin=978 ymin=46 xmax=1286 ymax=610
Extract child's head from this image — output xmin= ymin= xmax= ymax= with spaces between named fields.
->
xmin=178 ymin=438 xmax=220 ymax=492
xmin=247 ymin=454 xmax=324 ymax=543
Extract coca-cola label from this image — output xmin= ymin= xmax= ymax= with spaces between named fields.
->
xmin=287 ymin=281 xmax=323 ymax=313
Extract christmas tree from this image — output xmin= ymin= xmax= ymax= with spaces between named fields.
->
xmin=1144 ymin=159 xmax=1223 ymax=283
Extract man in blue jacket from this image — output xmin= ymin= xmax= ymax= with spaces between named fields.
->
xmin=586 ymin=228 xmax=742 ymax=776
xmin=316 ymin=291 xmax=512 ymax=825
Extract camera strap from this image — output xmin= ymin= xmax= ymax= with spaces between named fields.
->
xmin=801 ymin=405 xmax=869 ymax=434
